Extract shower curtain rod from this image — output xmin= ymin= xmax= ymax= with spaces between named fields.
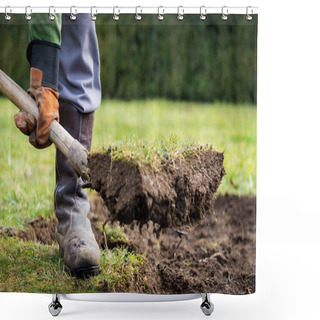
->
xmin=0 ymin=6 xmax=258 ymax=17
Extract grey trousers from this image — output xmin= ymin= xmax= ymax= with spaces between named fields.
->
xmin=58 ymin=14 xmax=101 ymax=113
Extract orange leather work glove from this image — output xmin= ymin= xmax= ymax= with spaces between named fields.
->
xmin=14 ymin=67 xmax=59 ymax=149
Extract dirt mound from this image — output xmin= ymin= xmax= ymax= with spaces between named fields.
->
xmin=120 ymin=193 xmax=256 ymax=294
xmin=88 ymin=148 xmax=225 ymax=229
xmin=85 ymin=193 xmax=255 ymax=294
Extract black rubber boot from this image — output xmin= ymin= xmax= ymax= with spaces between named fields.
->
xmin=54 ymin=100 xmax=100 ymax=278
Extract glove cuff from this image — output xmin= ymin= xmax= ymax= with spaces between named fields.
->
xmin=26 ymin=40 xmax=60 ymax=91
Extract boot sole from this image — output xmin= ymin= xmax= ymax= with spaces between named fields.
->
xmin=65 ymin=265 xmax=100 ymax=279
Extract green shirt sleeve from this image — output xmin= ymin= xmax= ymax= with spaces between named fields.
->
xmin=28 ymin=14 xmax=62 ymax=45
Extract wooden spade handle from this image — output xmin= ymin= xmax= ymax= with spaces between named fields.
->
xmin=0 ymin=69 xmax=88 ymax=178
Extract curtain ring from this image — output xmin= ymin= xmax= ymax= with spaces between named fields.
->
xmin=49 ymin=6 xmax=55 ymax=21
xmin=25 ymin=6 xmax=32 ymax=21
xmin=135 ymin=6 xmax=142 ymax=21
xmin=4 ymin=6 xmax=12 ymax=21
xmin=246 ymin=6 xmax=253 ymax=21
xmin=70 ymin=6 xmax=77 ymax=21
xmin=177 ymin=6 xmax=184 ymax=21
xmin=91 ymin=6 xmax=97 ymax=21
xmin=157 ymin=6 xmax=164 ymax=21
xmin=200 ymin=6 xmax=207 ymax=20
xmin=113 ymin=6 xmax=120 ymax=21
xmin=221 ymin=6 xmax=228 ymax=21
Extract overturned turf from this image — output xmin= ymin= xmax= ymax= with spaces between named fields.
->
xmin=88 ymin=146 xmax=225 ymax=229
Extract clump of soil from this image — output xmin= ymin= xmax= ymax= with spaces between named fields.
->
xmin=88 ymin=148 xmax=225 ymax=230
xmin=1 ymin=217 xmax=56 ymax=245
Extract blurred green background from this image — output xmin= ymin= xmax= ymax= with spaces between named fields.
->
xmin=0 ymin=14 xmax=257 ymax=103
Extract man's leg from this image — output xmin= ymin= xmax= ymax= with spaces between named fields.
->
xmin=54 ymin=102 xmax=100 ymax=277
xmin=54 ymin=14 xmax=101 ymax=277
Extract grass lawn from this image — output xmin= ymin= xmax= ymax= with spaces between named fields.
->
xmin=0 ymin=98 xmax=256 ymax=292
xmin=0 ymin=237 xmax=144 ymax=293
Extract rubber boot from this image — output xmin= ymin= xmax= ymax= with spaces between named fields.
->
xmin=54 ymin=100 xmax=100 ymax=278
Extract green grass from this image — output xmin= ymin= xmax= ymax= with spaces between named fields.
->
xmin=94 ymin=134 xmax=213 ymax=170
xmin=103 ymin=223 xmax=128 ymax=245
xmin=0 ymin=98 xmax=256 ymax=229
xmin=0 ymin=236 xmax=144 ymax=293
xmin=0 ymin=98 xmax=256 ymax=293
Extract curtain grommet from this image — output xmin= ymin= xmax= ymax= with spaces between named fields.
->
xmin=70 ymin=6 xmax=77 ymax=21
xmin=113 ymin=6 xmax=120 ymax=21
xmin=5 ymin=6 xmax=12 ymax=21
xmin=246 ymin=6 xmax=253 ymax=21
xmin=221 ymin=6 xmax=228 ymax=21
xmin=25 ymin=6 xmax=32 ymax=21
xmin=135 ymin=6 xmax=142 ymax=21
xmin=49 ymin=6 xmax=55 ymax=21
xmin=177 ymin=6 xmax=184 ymax=21
xmin=157 ymin=6 xmax=164 ymax=21
xmin=200 ymin=6 xmax=207 ymax=20
xmin=91 ymin=6 xmax=97 ymax=21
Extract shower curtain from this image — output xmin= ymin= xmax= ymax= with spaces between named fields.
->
xmin=0 ymin=9 xmax=257 ymax=295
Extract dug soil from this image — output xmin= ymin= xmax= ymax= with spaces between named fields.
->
xmin=1 ymin=193 xmax=256 ymax=295
xmin=88 ymin=148 xmax=225 ymax=230
xmin=94 ymin=193 xmax=256 ymax=295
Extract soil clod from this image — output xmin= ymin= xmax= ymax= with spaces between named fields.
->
xmin=88 ymin=148 xmax=225 ymax=229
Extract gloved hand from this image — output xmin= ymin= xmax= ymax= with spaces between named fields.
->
xmin=14 ymin=67 xmax=59 ymax=149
